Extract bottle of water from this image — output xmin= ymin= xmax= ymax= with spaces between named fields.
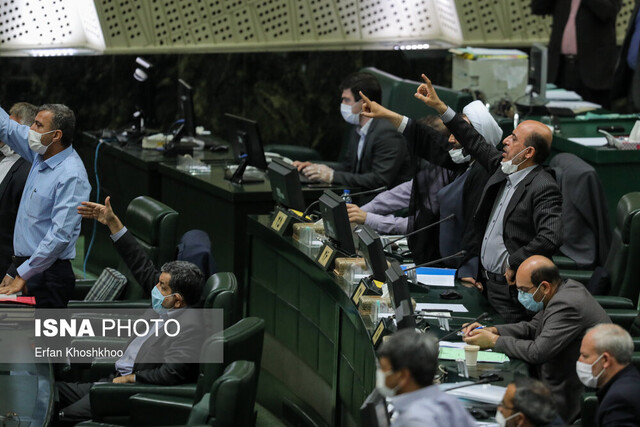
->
xmin=341 ymin=189 xmax=352 ymax=204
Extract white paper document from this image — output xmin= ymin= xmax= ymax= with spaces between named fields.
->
xmin=415 ymin=303 xmax=468 ymax=313
xmin=442 ymin=382 xmax=507 ymax=405
xmin=568 ymin=137 xmax=608 ymax=147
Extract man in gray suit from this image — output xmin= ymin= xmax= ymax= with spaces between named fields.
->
xmin=462 ymin=255 xmax=610 ymax=423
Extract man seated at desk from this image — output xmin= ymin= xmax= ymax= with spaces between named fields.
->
xmin=293 ymin=72 xmax=412 ymax=194
xmin=55 ymin=196 xmax=205 ymax=422
xmin=377 ymin=329 xmax=476 ymax=426
xmin=462 ymin=255 xmax=610 ymax=422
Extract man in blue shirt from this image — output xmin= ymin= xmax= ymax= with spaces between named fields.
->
xmin=377 ymin=329 xmax=476 ymax=426
xmin=0 ymin=103 xmax=91 ymax=307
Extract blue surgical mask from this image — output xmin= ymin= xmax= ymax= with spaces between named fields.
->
xmin=340 ymin=102 xmax=361 ymax=125
xmin=151 ymin=286 xmax=176 ymax=315
xmin=517 ymin=284 xmax=546 ymax=312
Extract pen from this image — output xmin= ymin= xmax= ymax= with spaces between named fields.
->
xmin=472 ymin=326 xmax=485 ymax=332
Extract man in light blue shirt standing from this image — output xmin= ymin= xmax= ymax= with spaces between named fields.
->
xmin=376 ymin=329 xmax=476 ymax=427
xmin=0 ymin=103 xmax=91 ymax=307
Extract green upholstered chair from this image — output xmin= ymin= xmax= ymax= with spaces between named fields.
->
xmin=202 ymin=272 xmax=239 ymax=330
xmin=78 ymin=361 xmax=256 ymax=427
xmin=359 ymin=66 xmax=401 ymax=107
xmin=578 ymin=392 xmax=598 ymax=427
xmin=561 ymin=192 xmax=640 ymax=310
xmin=263 ymin=144 xmax=323 ymax=163
xmin=86 ymin=317 xmax=265 ymax=426
xmin=71 ymin=196 xmax=179 ymax=305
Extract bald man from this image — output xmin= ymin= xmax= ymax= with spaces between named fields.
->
xmin=462 ymin=255 xmax=610 ymax=422
xmin=411 ymin=75 xmax=563 ymax=323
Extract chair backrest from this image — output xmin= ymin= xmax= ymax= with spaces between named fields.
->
xmin=118 ymin=196 xmax=179 ymax=300
xmin=195 ymin=317 xmax=265 ymax=404
xmin=605 ymin=193 xmax=640 ymax=306
xmin=187 ymin=361 xmax=257 ymax=427
xmin=580 ymin=392 xmax=599 ymax=427
xmin=550 ymin=153 xmax=612 ymax=268
xmin=202 ymin=272 xmax=239 ymax=329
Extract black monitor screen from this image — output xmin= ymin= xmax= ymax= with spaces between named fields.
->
xmin=177 ymin=79 xmax=196 ymax=137
xmin=360 ymin=389 xmax=390 ymax=427
xmin=357 ymin=225 xmax=388 ymax=282
xmin=224 ymin=113 xmax=268 ymax=170
xmin=267 ymin=158 xmax=306 ymax=212
xmin=384 ymin=262 xmax=416 ymax=330
xmin=529 ymin=43 xmax=547 ymax=103
xmin=319 ymin=190 xmax=356 ymax=255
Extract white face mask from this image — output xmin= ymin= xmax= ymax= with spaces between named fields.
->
xmin=340 ymin=102 xmax=361 ymax=125
xmin=576 ymin=354 xmax=605 ymax=388
xmin=449 ymin=148 xmax=470 ymax=164
xmin=500 ymin=147 xmax=530 ymax=175
xmin=0 ymin=144 xmax=14 ymax=157
xmin=376 ymin=368 xmax=399 ymax=398
xmin=495 ymin=410 xmax=521 ymax=427
xmin=28 ymin=129 xmax=57 ymax=155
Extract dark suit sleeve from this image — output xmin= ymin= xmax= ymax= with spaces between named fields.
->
xmin=402 ymin=118 xmax=458 ymax=170
xmin=332 ymin=122 xmax=408 ymax=189
xmin=507 ymin=176 xmax=563 ymax=269
xmin=495 ymin=303 xmax=584 ymax=365
xmin=531 ymin=0 xmax=555 ymax=15
xmin=134 ymin=313 xmax=203 ymax=385
xmin=112 ymin=231 xmax=161 ymax=295
xmin=445 ymin=114 xmax=502 ymax=174
xmin=598 ymin=392 xmax=640 ymax=427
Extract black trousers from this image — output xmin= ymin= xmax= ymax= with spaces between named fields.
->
xmin=56 ymin=381 xmax=95 ymax=422
xmin=484 ymin=275 xmax=530 ymax=324
xmin=13 ymin=257 xmax=75 ymax=308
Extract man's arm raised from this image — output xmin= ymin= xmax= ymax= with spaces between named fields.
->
xmin=77 ymin=196 xmax=124 ymax=235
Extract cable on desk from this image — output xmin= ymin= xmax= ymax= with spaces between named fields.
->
xmin=82 ymin=139 xmax=105 ymax=279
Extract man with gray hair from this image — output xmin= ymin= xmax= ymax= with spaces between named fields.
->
xmin=578 ymin=323 xmax=640 ymax=426
xmin=496 ymin=377 xmax=562 ymax=427
xmin=376 ymin=329 xmax=476 ymax=426
xmin=0 ymin=102 xmax=91 ymax=307
xmin=0 ymin=102 xmax=36 ymax=277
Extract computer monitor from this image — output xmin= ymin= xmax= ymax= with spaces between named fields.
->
xmin=384 ymin=262 xmax=416 ymax=330
xmin=360 ymin=389 xmax=390 ymax=427
xmin=177 ymin=79 xmax=196 ymax=137
xmin=357 ymin=225 xmax=388 ymax=282
xmin=528 ymin=43 xmax=548 ymax=104
xmin=267 ymin=158 xmax=306 ymax=212
xmin=224 ymin=113 xmax=268 ymax=170
xmin=319 ymin=190 xmax=356 ymax=255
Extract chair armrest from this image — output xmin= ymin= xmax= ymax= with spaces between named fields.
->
xmin=633 ymin=338 xmax=640 ymax=352
xmin=68 ymin=300 xmax=150 ymax=309
xmin=129 ymin=393 xmax=193 ymax=426
xmin=559 ymin=269 xmax=593 ymax=285
xmin=73 ymin=279 xmax=97 ymax=300
xmin=90 ymin=383 xmax=196 ymax=421
xmin=595 ymin=296 xmax=635 ymax=309
xmin=606 ymin=309 xmax=640 ymax=330
xmin=89 ymin=358 xmax=118 ymax=381
xmin=553 ymin=255 xmax=578 ymax=270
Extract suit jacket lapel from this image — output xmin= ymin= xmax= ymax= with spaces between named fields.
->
xmin=0 ymin=158 xmax=24 ymax=202
xmin=503 ymin=166 xmax=541 ymax=224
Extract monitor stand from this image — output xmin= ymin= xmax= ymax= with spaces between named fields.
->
xmin=515 ymin=93 xmax=548 ymax=116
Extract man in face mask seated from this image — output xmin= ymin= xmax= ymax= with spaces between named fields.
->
xmin=496 ymin=377 xmax=563 ymax=427
xmin=292 ymin=72 xmax=412 ymax=196
xmin=376 ymin=329 xmax=476 ymax=426
xmin=54 ymin=196 xmax=205 ymax=423
xmin=462 ymin=255 xmax=610 ymax=422
xmin=411 ymin=74 xmax=563 ymax=324
xmin=578 ymin=323 xmax=640 ymax=426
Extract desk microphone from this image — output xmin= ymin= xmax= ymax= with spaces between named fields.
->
xmin=402 ymin=250 xmax=466 ymax=272
xmin=302 ymin=186 xmax=388 ymax=217
xmin=438 ymin=311 xmax=489 ymax=342
xmin=382 ymin=214 xmax=456 ymax=249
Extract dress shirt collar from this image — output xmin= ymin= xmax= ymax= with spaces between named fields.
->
xmin=356 ymin=118 xmax=373 ymax=137
xmin=39 ymin=145 xmax=73 ymax=171
xmin=389 ymin=383 xmax=440 ymax=413
xmin=506 ymin=164 xmax=536 ymax=187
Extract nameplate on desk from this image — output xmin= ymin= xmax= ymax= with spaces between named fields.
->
xmin=316 ymin=243 xmax=337 ymax=270
xmin=270 ymin=207 xmax=294 ymax=236
xmin=351 ymin=281 xmax=368 ymax=306
xmin=371 ymin=318 xmax=394 ymax=349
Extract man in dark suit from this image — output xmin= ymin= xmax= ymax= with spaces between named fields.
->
xmin=55 ymin=196 xmax=205 ymax=422
xmin=531 ymin=0 xmax=621 ymax=108
xmin=414 ymin=75 xmax=563 ymax=323
xmin=463 ymin=256 xmax=610 ymax=422
xmin=0 ymin=102 xmax=35 ymax=277
xmin=293 ymin=72 xmax=412 ymax=194
xmin=578 ymin=323 xmax=640 ymax=426
xmin=613 ymin=0 xmax=640 ymax=111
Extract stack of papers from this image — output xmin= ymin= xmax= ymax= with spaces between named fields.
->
xmin=546 ymin=100 xmax=601 ymax=113
xmin=416 ymin=303 xmax=468 ymax=313
xmin=568 ymin=137 xmax=608 ymax=147
xmin=438 ymin=347 xmax=510 ymax=363
xmin=415 ymin=267 xmax=455 ymax=287
xmin=442 ymin=382 xmax=507 ymax=405
xmin=449 ymin=47 xmax=527 ymax=60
